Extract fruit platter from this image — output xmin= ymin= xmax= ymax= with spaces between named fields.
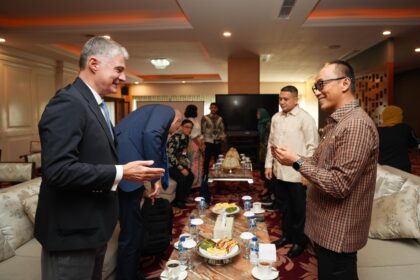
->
xmin=197 ymin=238 xmax=240 ymax=265
xmin=211 ymin=202 xmax=240 ymax=215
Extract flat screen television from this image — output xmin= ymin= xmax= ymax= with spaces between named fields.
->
xmin=215 ymin=94 xmax=279 ymax=132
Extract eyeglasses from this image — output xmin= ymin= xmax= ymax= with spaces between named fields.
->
xmin=312 ymin=77 xmax=347 ymax=94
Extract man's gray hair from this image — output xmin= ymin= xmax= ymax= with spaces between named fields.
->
xmin=79 ymin=36 xmax=129 ymax=69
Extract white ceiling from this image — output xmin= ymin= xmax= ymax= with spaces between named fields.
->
xmin=0 ymin=0 xmax=419 ymax=83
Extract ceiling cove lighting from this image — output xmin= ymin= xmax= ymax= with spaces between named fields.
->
xmin=0 ymin=38 xmax=6 ymax=43
xmin=223 ymin=31 xmax=231 ymax=37
xmin=382 ymin=30 xmax=391 ymax=36
xmin=150 ymin=58 xmax=170 ymax=69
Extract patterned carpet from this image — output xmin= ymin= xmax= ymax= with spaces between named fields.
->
xmin=140 ymin=171 xmax=318 ymax=280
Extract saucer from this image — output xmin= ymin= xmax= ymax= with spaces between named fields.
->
xmin=251 ymin=267 xmax=279 ymax=280
xmin=251 ymin=208 xmax=265 ymax=214
xmin=160 ymin=269 xmax=188 ymax=280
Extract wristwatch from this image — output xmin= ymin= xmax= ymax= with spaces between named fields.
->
xmin=292 ymin=157 xmax=304 ymax=171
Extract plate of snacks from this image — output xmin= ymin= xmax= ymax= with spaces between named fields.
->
xmin=211 ymin=203 xmax=240 ymax=215
xmin=198 ymin=238 xmax=240 ymax=264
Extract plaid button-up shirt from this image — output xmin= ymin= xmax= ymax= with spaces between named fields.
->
xmin=300 ymin=100 xmax=379 ymax=253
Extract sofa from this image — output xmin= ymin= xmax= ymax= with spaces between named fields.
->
xmin=0 ymin=177 xmax=176 ymax=280
xmin=358 ymin=164 xmax=420 ymax=280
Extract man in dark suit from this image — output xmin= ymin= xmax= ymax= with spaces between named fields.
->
xmin=34 ymin=36 xmax=165 ymax=280
xmin=115 ymin=104 xmax=182 ymax=280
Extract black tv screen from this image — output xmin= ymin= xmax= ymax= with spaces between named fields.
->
xmin=215 ymin=94 xmax=279 ymax=132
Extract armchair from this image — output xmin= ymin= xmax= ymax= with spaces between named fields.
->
xmin=0 ymin=162 xmax=35 ymax=187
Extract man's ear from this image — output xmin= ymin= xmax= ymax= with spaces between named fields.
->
xmin=341 ymin=77 xmax=351 ymax=93
xmin=87 ymin=56 xmax=99 ymax=73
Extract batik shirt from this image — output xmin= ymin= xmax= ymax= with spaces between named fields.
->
xmin=167 ymin=131 xmax=191 ymax=170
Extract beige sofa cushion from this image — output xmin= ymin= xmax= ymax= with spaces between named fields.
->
xmin=0 ymin=192 xmax=34 ymax=250
xmin=374 ymin=165 xmax=406 ymax=199
xmin=22 ymin=195 xmax=38 ymax=224
xmin=0 ymin=230 xmax=15 ymax=262
xmin=369 ymin=187 xmax=420 ymax=239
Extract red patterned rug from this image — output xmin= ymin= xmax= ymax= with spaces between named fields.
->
xmin=140 ymin=171 xmax=318 ymax=279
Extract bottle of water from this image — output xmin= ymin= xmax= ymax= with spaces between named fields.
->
xmin=178 ymin=236 xmax=187 ymax=265
xmin=248 ymin=215 xmax=257 ymax=235
xmin=249 ymin=236 xmax=259 ymax=265
xmin=188 ymin=214 xmax=195 ymax=233
xmin=199 ymin=198 xmax=206 ymax=218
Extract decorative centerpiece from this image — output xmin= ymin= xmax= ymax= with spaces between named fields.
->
xmin=221 ymin=147 xmax=242 ymax=173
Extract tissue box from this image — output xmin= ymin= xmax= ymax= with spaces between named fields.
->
xmin=213 ymin=215 xmax=234 ymax=239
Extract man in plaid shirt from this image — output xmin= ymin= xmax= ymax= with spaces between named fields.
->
xmin=272 ymin=60 xmax=379 ymax=280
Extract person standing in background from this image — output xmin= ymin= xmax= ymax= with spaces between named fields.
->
xmin=256 ymin=108 xmax=273 ymax=203
xmin=35 ymin=36 xmax=164 ymax=280
xmin=115 ymin=104 xmax=182 ymax=280
xmin=378 ymin=105 xmax=418 ymax=173
xmin=265 ymin=85 xmax=319 ymax=258
xmin=274 ymin=60 xmax=379 ymax=279
xmin=184 ymin=104 xmax=204 ymax=187
xmin=167 ymin=119 xmax=195 ymax=209
xmin=201 ymin=103 xmax=226 ymax=177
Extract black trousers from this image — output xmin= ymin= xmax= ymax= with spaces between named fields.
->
xmin=41 ymin=245 xmax=106 ymax=280
xmin=203 ymin=142 xmax=221 ymax=176
xmin=275 ymin=179 xmax=307 ymax=246
xmin=169 ymin=167 xmax=194 ymax=203
xmin=314 ymin=243 xmax=358 ymax=280
xmin=117 ymin=188 xmax=144 ymax=280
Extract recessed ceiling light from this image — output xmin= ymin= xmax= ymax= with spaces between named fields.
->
xmin=102 ymin=35 xmax=111 ymax=39
xmin=300 ymin=80 xmax=305 ymax=83
xmin=0 ymin=38 xmax=6 ymax=43
xmin=134 ymin=81 xmax=139 ymax=85
xmin=182 ymin=81 xmax=186 ymax=84
xmin=415 ymin=47 xmax=420 ymax=53
xmin=150 ymin=58 xmax=170 ymax=69
xmin=223 ymin=31 xmax=231 ymax=37
xmin=382 ymin=30 xmax=391 ymax=36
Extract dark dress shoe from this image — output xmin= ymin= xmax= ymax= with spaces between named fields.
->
xmin=265 ymin=204 xmax=280 ymax=212
xmin=172 ymin=201 xmax=187 ymax=209
xmin=272 ymin=237 xmax=291 ymax=248
xmin=287 ymin=244 xmax=304 ymax=258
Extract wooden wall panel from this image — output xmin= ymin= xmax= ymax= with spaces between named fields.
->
xmin=4 ymin=63 xmax=33 ymax=128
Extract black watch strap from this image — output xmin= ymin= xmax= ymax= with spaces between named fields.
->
xmin=292 ymin=157 xmax=304 ymax=171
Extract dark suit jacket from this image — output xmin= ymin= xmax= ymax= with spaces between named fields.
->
xmin=116 ymin=104 xmax=175 ymax=192
xmin=34 ymin=77 xmax=119 ymax=251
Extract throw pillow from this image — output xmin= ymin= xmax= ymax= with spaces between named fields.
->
xmin=22 ymin=195 xmax=38 ymax=224
xmin=0 ymin=230 xmax=15 ymax=262
xmin=374 ymin=165 xmax=406 ymax=199
xmin=0 ymin=192 xmax=34 ymax=250
xmin=369 ymin=187 xmax=420 ymax=239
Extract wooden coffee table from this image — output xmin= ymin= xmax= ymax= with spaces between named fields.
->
xmin=168 ymin=208 xmax=271 ymax=279
xmin=208 ymin=168 xmax=254 ymax=184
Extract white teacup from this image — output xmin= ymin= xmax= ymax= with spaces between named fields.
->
xmin=253 ymin=202 xmax=262 ymax=212
xmin=257 ymin=259 xmax=272 ymax=276
xmin=165 ymin=259 xmax=181 ymax=279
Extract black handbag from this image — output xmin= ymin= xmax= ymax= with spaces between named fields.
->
xmin=140 ymin=197 xmax=173 ymax=256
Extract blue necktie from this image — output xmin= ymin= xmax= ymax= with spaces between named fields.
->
xmin=100 ymin=102 xmax=114 ymax=139
xmin=162 ymin=148 xmax=169 ymax=190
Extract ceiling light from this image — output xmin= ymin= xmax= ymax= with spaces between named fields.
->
xmin=223 ymin=31 xmax=231 ymax=37
xmin=150 ymin=58 xmax=170 ymax=69
xmin=134 ymin=81 xmax=139 ymax=85
xmin=415 ymin=48 xmax=420 ymax=53
xmin=382 ymin=30 xmax=391 ymax=36
xmin=0 ymin=38 xmax=6 ymax=43
xmin=182 ymin=81 xmax=186 ymax=84
xmin=260 ymin=54 xmax=272 ymax=63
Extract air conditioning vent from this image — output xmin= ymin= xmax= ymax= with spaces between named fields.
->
xmin=278 ymin=0 xmax=296 ymax=19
